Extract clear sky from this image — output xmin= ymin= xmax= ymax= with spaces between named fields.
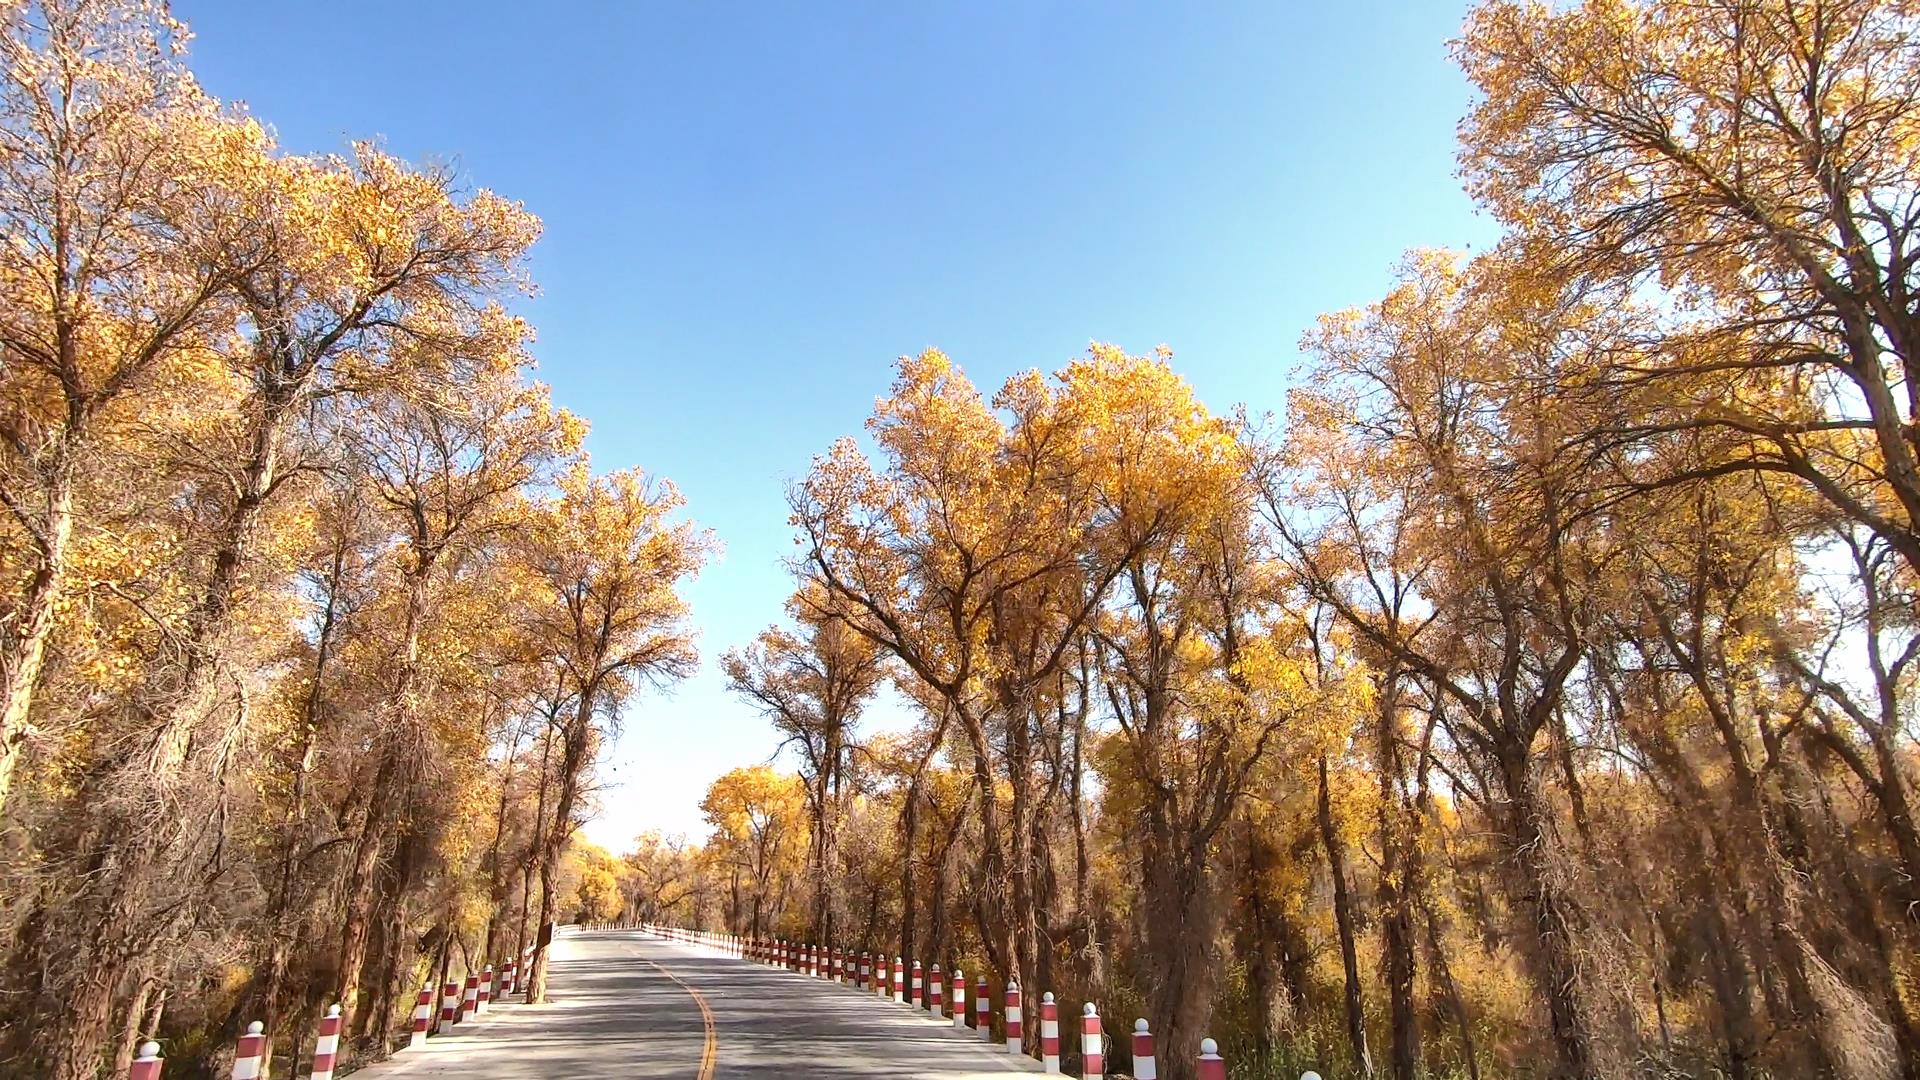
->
xmin=175 ymin=1 xmax=1495 ymax=849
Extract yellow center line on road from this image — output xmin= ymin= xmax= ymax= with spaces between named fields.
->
xmin=640 ymin=955 xmax=718 ymax=1080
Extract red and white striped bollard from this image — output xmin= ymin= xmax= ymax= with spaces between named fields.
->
xmin=1132 ymin=1019 xmax=1157 ymax=1080
xmin=310 ymin=1005 xmax=342 ymax=1080
xmin=977 ymin=974 xmax=990 ymax=1038
xmin=1197 ymin=1038 xmax=1226 ymax=1080
xmin=910 ymin=959 xmax=923 ymax=1008
xmin=892 ymin=956 xmax=904 ymax=1003
xmin=231 ymin=1021 xmax=265 ymax=1080
xmin=440 ymin=979 xmax=460 ymax=1026
xmin=1082 ymin=1002 xmax=1104 ymax=1080
xmin=1006 ymin=980 xmax=1023 ymax=1055
xmin=409 ymin=986 xmax=432 ymax=1048
xmin=477 ymin=965 xmax=493 ymax=1014
xmin=952 ymin=968 xmax=966 ymax=1028
xmin=1041 ymin=993 xmax=1060 ymax=1073
xmin=460 ymin=973 xmax=479 ymax=1021
xmin=930 ymin=962 xmax=944 ymax=1018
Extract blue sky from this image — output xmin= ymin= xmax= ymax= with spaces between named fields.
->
xmin=176 ymin=1 xmax=1494 ymax=848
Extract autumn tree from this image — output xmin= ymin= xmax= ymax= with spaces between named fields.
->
xmin=0 ymin=0 xmax=242 ymax=813
xmin=1064 ymin=346 xmax=1312 ymax=1077
xmin=723 ymin=585 xmax=884 ymax=943
xmin=513 ymin=466 xmax=709 ymax=1003
xmin=0 ymin=4 xmax=702 ymax=1074
xmin=701 ymin=765 xmax=808 ymax=937
xmin=329 ymin=347 xmax=580 ymax=1033
xmin=792 ymin=349 xmax=1155 ymax=1019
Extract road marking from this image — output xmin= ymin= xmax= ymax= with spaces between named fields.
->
xmin=641 ymin=955 xmax=718 ymax=1080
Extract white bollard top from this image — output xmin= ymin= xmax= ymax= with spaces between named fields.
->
xmin=1084 ymin=1002 xmax=1098 ymax=1016
xmin=1135 ymin=1018 xmax=1150 ymax=1032
xmin=246 ymin=1021 xmax=264 ymax=1035
xmin=1043 ymin=991 xmax=1055 ymax=1003
xmin=1302 ymin=1074 xmax=1323 ymax=1080
xmin=136 ymin=1042 xmax=161 ymax=1060
xmin=1201 ymin=1038 xmax=1220 ymax=1055
xmin=327 ymin=1004 xmax=341 ymax=1018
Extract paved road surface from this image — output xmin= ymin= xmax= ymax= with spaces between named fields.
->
xmin=351 ymin=929 xmax=1046 ymax=1078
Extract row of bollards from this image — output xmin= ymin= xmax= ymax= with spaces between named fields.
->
xmin=125 ymin=939 xmax=541 ymax=1077
xmin=644 ymin=923 xmax=1324 ymax=1079
xmin=129 ymin=1006 xmax=340 ymax=1080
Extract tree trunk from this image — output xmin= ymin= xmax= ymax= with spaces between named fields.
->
xmin=42 ymin=389 xmax=297 ymax=1080
xmin=259 ymin=542 xmax=345 ymax=1059
xmin=515 ymin=723 xmax=555 ymax=989
xmin=1419 ymin=889 xmax=1480 ymax=1080
xmin=1865 ymin=726 xmax=1920 ymax=936
xmin=483 ymin=721 xmax=523 ymax=966
xmin=1374 ymin=684 xmax=1419 ymax=1080
xmin=1319 ymin=756 xmax=1374 ymax=1078
xmin=1497 ymin=751 xmax=1594 ymax=1080
xmin=336 ymin=753 xmax=402 ymax=1036
xmin=111 ymin=966 xmax=156 ymax=1077
xmin=1237 ymin=817 xmax=1301 ymax=1059
xmin=900 ymin=784 xmax=919 ymax=965
xmin=528 ymin=837 xmax=561 ymax=1003
xmin=1140 ymin=823 xmax=1222 ymax=1080
xmin=0 ymin=441 xmax=75 ymax=816
xmin=528 ymin=685 xmax=596 ymax=1004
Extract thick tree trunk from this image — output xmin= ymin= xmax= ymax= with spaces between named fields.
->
xmin=528 ymin=687 xmax=595 ymax=1004
xmin=1380 ymin=863 xmax=1419 ymax=1080
xmin=1140 ymin=825 xmax=1222 ymax=1080
xmin=1236 ymin=817 xmax=1302 ymax=1059
xmin=1498 ymin=752 xmax=1594 ymax=1079
xmin=1865 ymin=728 xmax=1920 ymax=934
xmin=959 ymin=707 xmax=1020 ymax=1032
xmin=514 ymin=723 xmax=554 ymax=991
xmin=338 ymin=866 xmax=385 ymax=1034
xmin=111 ymin=966 xmax=156 ymax=1077
xmin=42 ymin=390 xmax=296 ymax=1079
xmin=1004 ymin=704 xmax=1043 ymax=1034
xmin=528 ymin=837 xmax=561 ymax=1003
xmin=0 ymin=445 xmax=75 ymax=816
xmin=341 ymin=565 xmax=436 ymax=1040
xmin=1809 ymin=760 xmax=1920 ymax=1078
xmin=336 ymin=752 xmax=402 ymax=1036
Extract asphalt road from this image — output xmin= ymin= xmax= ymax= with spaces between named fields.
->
xmin=351 ymin=928 xmax=1047 ymax=1079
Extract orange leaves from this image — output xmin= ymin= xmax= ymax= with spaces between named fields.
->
xmin=799 ymin=344 xmax=1251 ymax=705
xmin=699 ymin=764 xmax=809 ymax=880
xmin=1457 ymin=0 xmax=1920 ymax=305
xmin=510 ymin=464 xmax=712 ymax=704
